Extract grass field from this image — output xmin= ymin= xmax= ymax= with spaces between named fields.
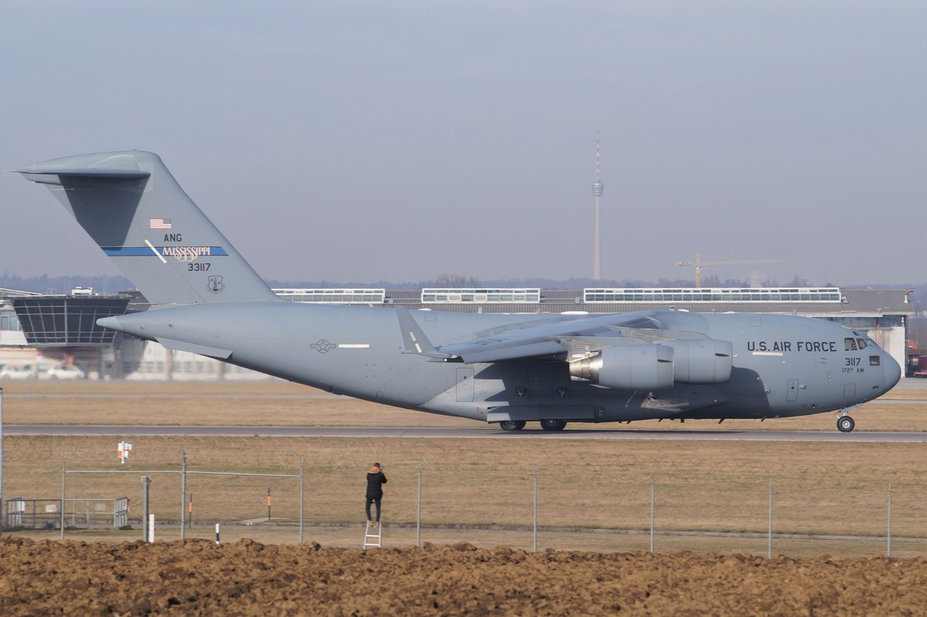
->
xmin=2 ymin=379 xmax=926 ymax=557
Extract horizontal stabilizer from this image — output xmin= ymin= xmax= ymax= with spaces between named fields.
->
xmin=18 ymin=168 xmax=151 ymax=183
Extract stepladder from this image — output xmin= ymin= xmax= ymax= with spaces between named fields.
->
xmin=363 ymin=522 xmax=382 ymax=549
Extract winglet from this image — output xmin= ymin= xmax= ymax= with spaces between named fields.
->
xmin=396 ymin=306 xmax=455 ymax=360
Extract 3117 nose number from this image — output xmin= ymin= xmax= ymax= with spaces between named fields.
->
xmin=843 ymin=357 xmax=862 ymax=373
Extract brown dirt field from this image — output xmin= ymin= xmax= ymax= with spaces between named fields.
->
xmin=2 ymin=538 xmax=927 ymax=616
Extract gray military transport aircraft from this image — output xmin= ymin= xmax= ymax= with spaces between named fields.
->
xmin=17 ymin=151 xmax=901 ymax=433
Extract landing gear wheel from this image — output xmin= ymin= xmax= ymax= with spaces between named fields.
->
xmin=837 ymin=415 xmax=855 ymax=433
xmin=540 ymin=419 xmax=567 ymax=432
xmin=499 ymin=420 xmax=526 ymax=431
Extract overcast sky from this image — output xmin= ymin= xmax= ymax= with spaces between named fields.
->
xmin=2 ymin=1 xmax=925 ymax=287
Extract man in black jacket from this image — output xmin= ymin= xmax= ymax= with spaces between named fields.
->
xmin=365 ymin=462 xmax=387 ymax=527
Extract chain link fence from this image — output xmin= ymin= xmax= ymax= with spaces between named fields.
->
xmin=6 ymin=449 xmax=925 ymax=558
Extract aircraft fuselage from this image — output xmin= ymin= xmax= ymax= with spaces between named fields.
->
xmin=100 ymin=303 xmax=900 ymax=425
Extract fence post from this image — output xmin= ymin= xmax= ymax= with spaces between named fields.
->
xmin=141 ymin=476 xmax=151 ymax=542
xmin=533 ymin=466 xmax=538 ymax=553
xmin=768 ymin=477 xmax=774 ymax=559
xmin=299 ymin=457 xmax=305 ymax=544
xmin=650 ymin=478 xmax=655 ymax=553
xmin=0 ymin=386 xmax=4 ymax=538
xmin=181 ymin=449 xmax=187 ymax=539
xmin=416 ymin=463 xmax=422 ymax=547
xmin=60 ymin=454 xmax=67 ymax=539
xmin=887 ymin=481 xmax=893 ymax=557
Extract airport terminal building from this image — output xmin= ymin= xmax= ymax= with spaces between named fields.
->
xmin=0 ymin=286 xmax=914 ymax=381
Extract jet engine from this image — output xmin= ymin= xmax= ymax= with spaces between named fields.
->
xmin=666 ymin=339 xmax=732 ymax=384
xmin=569 ymin=344 xmax=675 ymax=390
xmin=568 ymin=338 xmax=733 ymax=390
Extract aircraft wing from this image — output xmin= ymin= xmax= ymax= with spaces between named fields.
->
xmin=429 ymin=310 xmax=678 ymax=363
xmin=414 ymin=308 xmax=732 ymax=389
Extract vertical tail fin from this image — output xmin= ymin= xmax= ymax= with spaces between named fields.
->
xmin=17 ymin=150 xmax=280 ymax=306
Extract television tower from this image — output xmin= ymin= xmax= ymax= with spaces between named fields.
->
xmin=592 ymin=133 xmax=605 ymax=280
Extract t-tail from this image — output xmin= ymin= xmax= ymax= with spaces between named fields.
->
xmin=17 ymin=150 xmax=280 ymax=306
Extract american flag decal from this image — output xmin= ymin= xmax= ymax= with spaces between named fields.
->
xmin=149 ymin=218 xmax=172 ymax=230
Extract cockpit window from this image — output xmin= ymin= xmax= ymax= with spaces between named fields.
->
xmin=870 ymin=355 xmax=881 ymax=366
xmin=845 ymin=338 xmax=858 ymax=351
xmin=856 ymin=338 xmax=868 ymax=350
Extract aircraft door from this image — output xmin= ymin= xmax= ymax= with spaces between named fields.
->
xmin=786 ymin=379 xmax=799 ymax=402
xmin=843 ymin=383 xmax=856 ymax=400
xmin=456 ymin=367 xmax=475 ymax=402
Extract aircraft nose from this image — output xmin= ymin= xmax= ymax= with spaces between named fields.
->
xmin=883 ymin=351 xmax=902 ymax=391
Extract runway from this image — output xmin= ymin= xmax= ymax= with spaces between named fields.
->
xmin=5 ymin=424 xmax=927 ymax=442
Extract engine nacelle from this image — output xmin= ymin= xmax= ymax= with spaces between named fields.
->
xmin=667 ymin=339 xmax=732 ymax=384
xmin=569 ymin=344 xmax=675 ymax=390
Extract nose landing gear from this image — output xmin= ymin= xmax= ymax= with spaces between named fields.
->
xmin=837 ymin=414 xmax=855 ymax=433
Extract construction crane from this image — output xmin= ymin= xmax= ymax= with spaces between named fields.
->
xmin=676 ymin=254 xmax=784 ymax=288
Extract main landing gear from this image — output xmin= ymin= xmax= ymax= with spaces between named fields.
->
xmin=540 ymin=419 xmax=567 ymax=432
xmin=497 ymin=419 xmax=568 ymax=432
xmin=837 ymin=414 xmax=855 ymax=433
